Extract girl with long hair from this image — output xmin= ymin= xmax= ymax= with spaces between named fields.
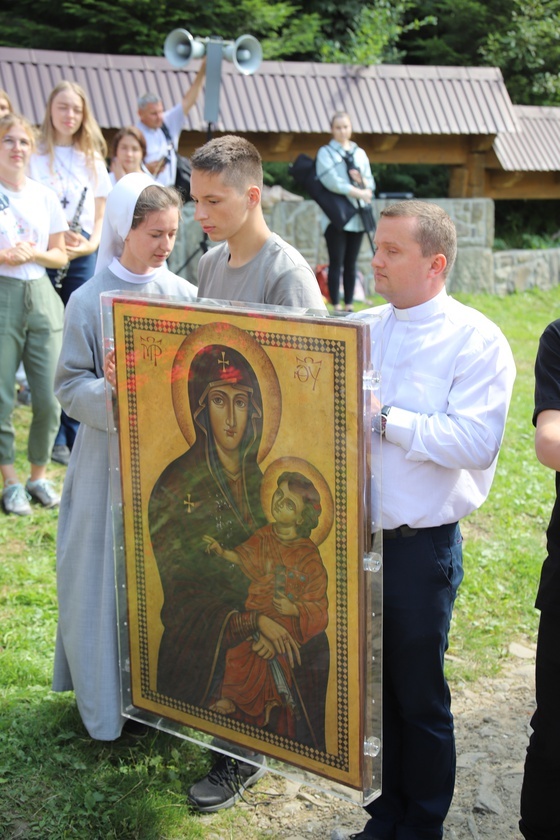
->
xmin=0 ymin=113 xmax=67 ymax=514
xmin=316 ymin=111 xmax=374 ymax=312
xmin=29 ymin=80 xmax=112 ymax=462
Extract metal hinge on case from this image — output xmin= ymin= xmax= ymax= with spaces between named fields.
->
xmin=363 ymin=551 xmax=382 ymax=572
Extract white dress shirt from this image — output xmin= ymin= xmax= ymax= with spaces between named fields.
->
xmin=137 ymin=103 xmax=185 ymax=187
xmin=357 ymin=288 xmax=516 ymax=530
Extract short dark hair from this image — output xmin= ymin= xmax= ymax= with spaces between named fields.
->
xmin=190 ymin=135 xmax=263 ymax=191
xmin=380 ymin=199 xmax=457 ymax=277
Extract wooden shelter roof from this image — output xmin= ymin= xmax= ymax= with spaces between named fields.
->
xmin=3 ymin=47 xmax=559 ymax=198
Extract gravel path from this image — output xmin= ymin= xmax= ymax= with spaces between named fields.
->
xmin=199 ymin=643 xmax=536 ymax=839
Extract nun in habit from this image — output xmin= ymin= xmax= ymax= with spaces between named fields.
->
xmin=53 ymin=173 xmax=196 ymax=740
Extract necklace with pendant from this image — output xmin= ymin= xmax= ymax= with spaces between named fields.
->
xmin=55 ymin=146 xmax=75 ymax=209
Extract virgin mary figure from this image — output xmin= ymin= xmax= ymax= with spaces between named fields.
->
xmin=149 ymin=342 xmax=272 ymax=708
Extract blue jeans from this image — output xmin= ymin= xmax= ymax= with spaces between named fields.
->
xmin=47 ymin=231 xmax=97 ymax=307
xmin=48 ymin=234 xmax=97 ymax=448
xmin=364 ymin=522 xmax=464 ymax=840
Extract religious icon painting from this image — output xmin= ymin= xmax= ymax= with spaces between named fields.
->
xmin=107 ymin=295 xmax=379 ymax=792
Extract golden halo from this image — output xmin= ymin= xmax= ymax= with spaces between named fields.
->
xmin=171 ymin=322 xmax=282 ymax=462
xmin=260 ymin=457 xmax=334 ymax=547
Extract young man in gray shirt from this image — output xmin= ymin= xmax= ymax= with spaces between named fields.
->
xmin=186 ymin=135 xmax=325 ymax=813
xmin=191 ymin=135 xmax=326 ymax=311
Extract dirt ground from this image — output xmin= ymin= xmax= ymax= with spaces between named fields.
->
xmin=199 ymin=643 xmax=536 ymax=839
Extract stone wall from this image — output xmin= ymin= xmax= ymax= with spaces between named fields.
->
xmin=493 ymin=248 xmax=560 ymax=295
xmin=168 ymin=198 xmax=560 ymax=297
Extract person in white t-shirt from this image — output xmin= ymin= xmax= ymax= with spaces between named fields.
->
xmin=0 ymin=113 xmax=68 ymax=515
xmin=137 ymin=60 xmax=206 ymax=187
xmin=29 ymin=80 xmax=112 ymax=464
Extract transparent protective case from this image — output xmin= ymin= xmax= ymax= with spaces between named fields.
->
xmin=102 ymin=292 xmax=382 ymax=805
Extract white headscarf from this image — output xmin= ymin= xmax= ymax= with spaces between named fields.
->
xmin=95 ymin=172 xmax=157 ymax=274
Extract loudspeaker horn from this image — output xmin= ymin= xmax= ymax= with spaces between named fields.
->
xmin=164 ymin=29 xmax=206 ymax=69
xmin=223 ymin=34 xmax=262 ymax=75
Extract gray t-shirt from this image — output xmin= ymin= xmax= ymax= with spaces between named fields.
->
xmin=197 ymin=233 xmax=326 ymax=310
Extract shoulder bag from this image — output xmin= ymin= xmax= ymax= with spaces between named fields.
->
xmin=161 ymin=121 xmax=192 ymax=201
xmin=289 ymin=150 xmax=357 ymax=230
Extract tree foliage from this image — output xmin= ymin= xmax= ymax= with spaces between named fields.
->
xmin=479 ymin=0 xmax=560 ymax=105
xmin=400 ymin=0 xmax=560 ymax=105
xmin=0 ymin=0 xmax=323 ymax=59
xmin=319 ymin=0 xmax=436 ymax=65
xmin=0 ymin=0 xmax=430 ymax=65
xmin=2 ymin=0 xmax=560 ymax=107
xmin=399 ymin=0 xmax=511 ymax=67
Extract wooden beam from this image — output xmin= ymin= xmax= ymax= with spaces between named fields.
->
xmin=486 ymin=171 xmax=560 ymax=199
xmin=469 ymin=134 xmax=496 ymax=153
xmin=135 ymin=129 xmax=560 ymax=202
xmin=488 ymin=171 xmax=525 ymax=189
xmin=449 ymin=166 xmax=469 ymax=198
xmin=448 ymin=152 xmax=487 ymax=197
xmin=360 ymin=135 xmax=469 ymax=165
xmin=175 ymin=130 xmax=479 ymax=165
xmin=467 ymin=152 xmax=487 ymax=197
xmin=369 ymin=134 xmax=400 ymax=153
xmin=268 ymin=132 xmax=296 ymax=154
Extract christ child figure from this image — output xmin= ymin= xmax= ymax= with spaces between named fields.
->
xmin=203 ymin=470 xmax=328 ymax=736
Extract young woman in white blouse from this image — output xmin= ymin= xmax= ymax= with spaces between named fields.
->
xmin=29 ymin=80 xmax=112 ymax=463
xmin=0 ymin=113 xmax=68 ymax=514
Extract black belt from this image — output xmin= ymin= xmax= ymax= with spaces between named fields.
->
xmin=383 ymin=525 xmax=418 ymax=540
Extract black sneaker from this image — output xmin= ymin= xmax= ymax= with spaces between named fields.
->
xmin=187 ymin=753 xmax=267 ymax=813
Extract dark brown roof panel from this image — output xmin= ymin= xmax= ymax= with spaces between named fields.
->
xmin=495 ymin=106 xmax=560 ymax=172
xmin=0 ymin=46 xmax=517 ymax=137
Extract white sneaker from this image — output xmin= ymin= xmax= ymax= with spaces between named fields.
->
xmin=2 ymin=483 xmax=32 ymax=516
xmin=25 ymin=479 xmax=60 ymax=509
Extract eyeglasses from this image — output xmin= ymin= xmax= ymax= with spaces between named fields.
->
xmin=1 ymin=136 xmax=32 ymax=150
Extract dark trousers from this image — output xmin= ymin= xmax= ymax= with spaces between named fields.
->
xmin=324 ymin=224 xmax=364 ymax=305
xmin=364 ymin=523 xmax=464 ymax=840
xmin=48 ymin=238 xmax=97 ymax=450
xmin=519 ymin=608 xmax=560 ymax=840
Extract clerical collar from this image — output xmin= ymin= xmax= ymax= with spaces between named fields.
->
xmin=392 ymin=288 xmax=448 ymax=321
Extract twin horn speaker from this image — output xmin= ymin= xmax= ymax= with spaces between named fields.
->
xmin=164 ymin=29 xmax=262 ymax=75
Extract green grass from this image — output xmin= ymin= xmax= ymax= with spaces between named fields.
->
xmin=1 ymin=287 xmax=558 ymax=836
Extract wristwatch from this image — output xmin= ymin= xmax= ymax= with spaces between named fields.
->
xmin=373 ymin=405 xmax=391 ymax=436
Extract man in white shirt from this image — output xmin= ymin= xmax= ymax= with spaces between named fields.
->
xmin=350 ymin=201 xmax=516 ymax=840
xmin=137 ymin=61 xmax=206 ymax=186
